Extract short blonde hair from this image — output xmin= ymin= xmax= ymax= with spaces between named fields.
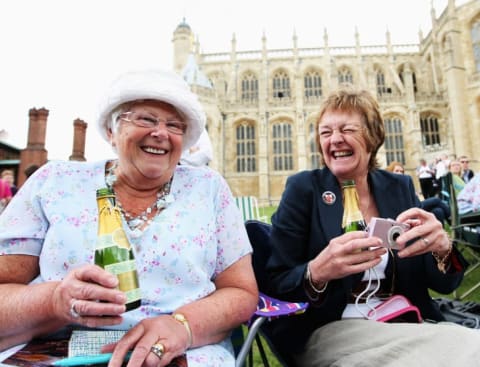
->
xmin=315 ymin=85 xmax=385 ymax=170
xmin=386 ymin=161 xmax=404 ymax=173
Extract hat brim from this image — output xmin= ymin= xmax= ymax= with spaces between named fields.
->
xmin=97 ymin=70 xmax=205 ymax=152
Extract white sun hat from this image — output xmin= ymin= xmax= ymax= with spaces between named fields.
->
xmin=96 ymin=69 xmax=206 ymax=152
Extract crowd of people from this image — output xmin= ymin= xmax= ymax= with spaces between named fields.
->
xmin=414 ymin=154 xmax=475 ymax=200
xmin=410 ymin=152 xmax=478 ymax=223
xmin=0 ymin=72 xmax=479 ymax=366
xmin=386 ymin=161 xmax=451 ymax=225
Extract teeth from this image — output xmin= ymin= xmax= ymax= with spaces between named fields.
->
xmin=144 ymin=147 xmax=166 ymax=154
xmin=334 ymin=151 xmax=352 ymax=158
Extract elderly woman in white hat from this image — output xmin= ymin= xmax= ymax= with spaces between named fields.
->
xmin=0 ymin=70 xmax=258 ymax=367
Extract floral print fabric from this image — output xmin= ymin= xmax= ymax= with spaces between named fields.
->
xmin=0 ymin=160 xmax=252 ymax=366
xmin=458 ymin=173 xmax=480 ymax=215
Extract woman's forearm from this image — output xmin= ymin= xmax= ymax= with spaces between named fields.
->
xmin=175 ymin=286 xmax=258 ymax=348
xmin=0 ymin=282 xmax=65 ymax=350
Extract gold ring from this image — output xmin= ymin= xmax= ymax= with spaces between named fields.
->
xmin=422 ymin=237 xmax=430 ymax=247
xmin=151 ymin=343 xmax=165 ymax=360
xmin=69 ymin=299 xmax=81 ymax=318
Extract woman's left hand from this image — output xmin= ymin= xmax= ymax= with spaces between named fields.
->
xmin=395 ymin=207 xmax=451 ymax=258
xmin=104 ymin=315 xmax=190 ymax=367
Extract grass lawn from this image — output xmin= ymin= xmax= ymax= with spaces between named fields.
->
xmin=258 ymin=205 xmax=276 ymax=224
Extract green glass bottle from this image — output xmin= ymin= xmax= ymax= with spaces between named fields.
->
xmin=94 ymin=188 xmax=141 ymax=311
xmin=341 ymin=180 xmax=367 ymax=232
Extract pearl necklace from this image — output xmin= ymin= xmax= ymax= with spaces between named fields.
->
xmin=105 ymin=160 xmax=174 ymax=233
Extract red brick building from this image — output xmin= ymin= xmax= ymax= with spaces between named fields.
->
xmin=0 ymin=107 xmax=88 ymax=188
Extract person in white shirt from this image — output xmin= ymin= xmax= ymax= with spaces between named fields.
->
xmin=180 ymin=128 xmax=213 ymax=167
xmin=435 ymin=154 xmax=450 ymax=180
xmin=416 ymin=159 xmax=435 ymax=198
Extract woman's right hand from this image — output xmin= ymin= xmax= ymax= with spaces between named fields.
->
xmin=52 ymin=264 xmax=127 ymax=327
xmin=308 ymin=231 xmax=386 ymax=285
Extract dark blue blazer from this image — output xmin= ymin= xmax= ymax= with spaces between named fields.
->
xmin=266 ymin=168 xmax=467 ymax=352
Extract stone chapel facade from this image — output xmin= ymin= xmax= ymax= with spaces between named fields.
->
xmin=173 ymin=0 xmax=480 ymax=205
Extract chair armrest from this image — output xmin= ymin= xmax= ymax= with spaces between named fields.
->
xmin=235 ymin=293 xmax=308 ymax=367
xmin=459 ymin=212 xmax=480 ymax=224
xmin=255 ymin=292 xmax=308 ymax=319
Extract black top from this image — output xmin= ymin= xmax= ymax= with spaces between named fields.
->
xmin=266 ymin=167 xmax=468 ymax=353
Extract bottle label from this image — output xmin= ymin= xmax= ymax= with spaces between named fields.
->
xmin=105 ymin=260 xmax=141 ymax=303
xmin=125 ymin=288 xmax=142 ymax=304
xmin=105 ymin=258 xmax=137 ymax=274
xmin=96 ymin=228 xmax=131 ymax=250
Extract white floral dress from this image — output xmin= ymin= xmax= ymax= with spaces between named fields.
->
xmin=0 ymin=159 xmax=252 ymax=366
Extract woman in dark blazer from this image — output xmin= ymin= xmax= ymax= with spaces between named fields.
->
xmin=266 ymin=86 xmax=479 ymax=366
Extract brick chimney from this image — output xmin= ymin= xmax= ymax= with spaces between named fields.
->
xmin=69 ymin=118 xmax=88 ymax=161
xmin=18 ymin=108 xmax=49 ymax=186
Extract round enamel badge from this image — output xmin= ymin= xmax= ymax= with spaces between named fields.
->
xmin=322 ymin=191 xmax=336 ymax=205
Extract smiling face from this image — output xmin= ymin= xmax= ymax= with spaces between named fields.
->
xmin=108 ymin=100 xmax=184 ymax=188
xmin=450 ymin=160 xmax=462 ymax=175
xmin=315 ymin=87 xmax=385 ymax=173
xmin=318 ymin=109 xmax=371 ymax=181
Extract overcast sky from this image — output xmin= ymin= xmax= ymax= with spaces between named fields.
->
xmin=0 ymin=0 xmax=470 ymax=161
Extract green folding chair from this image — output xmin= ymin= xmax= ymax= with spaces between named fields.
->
xmin=234 ymin=196 xmax=268 ymax=222
xmin=440 ymin=172 xmax=480 ymax=299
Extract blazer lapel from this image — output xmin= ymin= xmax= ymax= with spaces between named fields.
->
xmin=370 ymin=171 xmax=396 ymax=218
xmin=314 ymin=169 xmax=344 ymax=242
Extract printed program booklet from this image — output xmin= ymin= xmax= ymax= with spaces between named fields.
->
xmin=1 ymin=329 xmax=187 ymax=367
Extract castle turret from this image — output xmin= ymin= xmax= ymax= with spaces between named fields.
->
xmin=172 ymin=18 xmax=195 ymax=73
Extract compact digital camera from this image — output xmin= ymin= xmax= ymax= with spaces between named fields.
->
xmin=366 ymin=217 xmax=410 ymax=250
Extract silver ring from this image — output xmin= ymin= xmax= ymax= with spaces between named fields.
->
xmin=151 ymin=343 xmax=165 ymax=360
xmin=69 ymin=299 xmax=81 ymax=318
xmin=422 ymin=237 xmax=430 ymax=247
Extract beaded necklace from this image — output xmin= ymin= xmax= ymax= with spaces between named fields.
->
xmin=105 ymin=160 xmax=174 ymax=233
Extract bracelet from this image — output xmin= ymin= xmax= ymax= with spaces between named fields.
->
xmin=172 ymin=313 xmax=193 ymax=349
xmin=305 ymin=264 xmax=328 ymax=293
xmin=432 ymin=241 xmax=453 ymax=274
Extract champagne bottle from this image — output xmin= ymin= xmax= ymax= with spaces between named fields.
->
xmin=341 ymin=180 xmax=367 ymax=232
xmin=94 ymin=188 xmax=141 ymax=311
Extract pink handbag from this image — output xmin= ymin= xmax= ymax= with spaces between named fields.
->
xmin=368 ymin=294 xmax=422 ymax=323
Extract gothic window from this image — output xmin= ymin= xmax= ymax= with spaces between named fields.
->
xmin=384 ymin=117 xmax=405 ymax=165
xmin=272 ymin=71 xmax=291 ymax=99
xmin=241 ymin=72 xmax=258 ymax=102
xmin=398 ymin=69 xmax=418 ymax=93
xmin=376 ymin=70 xmax=389 ymax=95
xmin=236 ymin=123 xmax=256 ymax=172
xmin=420 ymin=115 xmax=441 ymax=147
xmin=338 ymin=67 xmax=353 ymax=85
xmin=272 ymin=122 xmax=293 ymax=171
xmin=472 ymin=19 xmax=480 ymax=72
xmin=304 ymin=71 xmax=322 ymax=99
xmin=308 ymin=122 xmax=321 ymax=169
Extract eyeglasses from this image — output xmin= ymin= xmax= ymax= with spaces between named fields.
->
xmin=318 ymin=124 xmax=364 ymax=139
xmin=460 ymin=160 xmax=469 ymax=164
xmin=120 ymin=111 xmax=187 ymax=135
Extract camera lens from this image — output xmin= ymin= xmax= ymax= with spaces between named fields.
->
xmin=388 ymin=226 xmax=404 ymax=247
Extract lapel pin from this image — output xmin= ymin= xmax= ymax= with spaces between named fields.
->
xmin=322 ymin=191 xmax=336 ymax=205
